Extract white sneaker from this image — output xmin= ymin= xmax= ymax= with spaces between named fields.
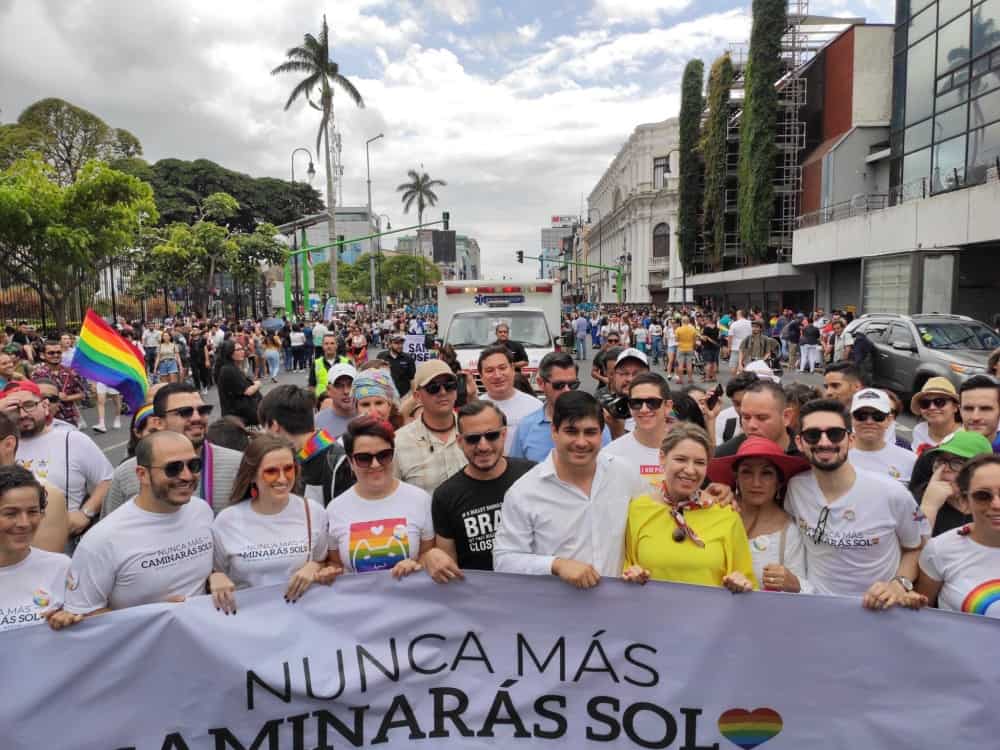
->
xmin=93 ymin=424 xmax=107 ymax=434
xmin=112 ymin=418 xmax=121 ymax=430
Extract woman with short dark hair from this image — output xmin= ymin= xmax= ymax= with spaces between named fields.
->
xmin=214 ymin=339 xmax=261 ymax=427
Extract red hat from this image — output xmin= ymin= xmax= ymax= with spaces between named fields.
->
xmin=1 ymin=380 xmax=42 ymax=397
xmin=707 ymin=436 xmax=810 ymax=487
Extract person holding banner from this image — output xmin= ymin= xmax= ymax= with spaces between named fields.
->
xmin=623 ymin=424 xmax=757 ymax=592
xmin=208 ymin=434 xmax=332 ymax=614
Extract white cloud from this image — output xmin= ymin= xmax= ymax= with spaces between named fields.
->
xmin=426 ymin=0 xmax=478 ymax=25
xmin=517 ymin=21 xmax=542 ymax=42
xmin=590 ymin=0 xmax=693 ymax=25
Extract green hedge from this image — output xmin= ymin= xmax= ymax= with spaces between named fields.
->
xmin=677 ymin=59 xmax=705 ymax=274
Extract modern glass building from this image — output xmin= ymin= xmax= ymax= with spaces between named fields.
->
xmin=892 ymin=0 xmax=1000 ymax=196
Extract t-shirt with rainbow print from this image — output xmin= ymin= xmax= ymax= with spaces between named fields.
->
xmin=919 ymin=526 xmax=1000 ymax=617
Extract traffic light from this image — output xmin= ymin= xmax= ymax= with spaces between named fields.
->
xmin=337 ymin=235 xmax=345 ymax=256
xmin=442 ymin=211 xmax=450 ymax=230
xmin=516 ymin=251 xmax=524 ymax=264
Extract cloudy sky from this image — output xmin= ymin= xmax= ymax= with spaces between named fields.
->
xmin=1 ymin=0 xmax=891 ymax=279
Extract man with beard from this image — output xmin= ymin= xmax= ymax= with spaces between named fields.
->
xmin=785 ymin=399 xmax=928 ymax=607
xmin=426 ymin=401 xmax=535 ymax=581
xmin=31 ymin=339 xmax=87 ymax=427
xmin=48 ymin=431 xmax=214 ymax=629
xmin=1 ymin=381 xmax=111 ymax=539
xmin=102 ymin=384 xmax=243 ymax=517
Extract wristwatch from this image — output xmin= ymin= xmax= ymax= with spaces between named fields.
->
xmin=891 ymin=575 xmax=914 ymax=592
xmin=81 ymin=507 xmax=98 ymax=521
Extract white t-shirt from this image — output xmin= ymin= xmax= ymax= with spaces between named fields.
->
xmin=64 ymin=498 xmax=214 ymax=614
xmin=212 ymin=496 xmax=329 ymax=590
xmin=487 ymin=390 xmax=542 ymax=454
xmin=728 ymin=318 xmax=753 ymax=352
xmin=784 ymin=470 xmax=929 ymax=596
xmin=290 ymin=331 xmax=306 ymax=347
xmin=327 ymin=481 xmax=434 ymax=574
xmin=748 ymin=522 xmax=813 ymax=594
xmin=602 ymin=432 xmax=661 ymax=489
xmin=0 ymin=548 xmax=70 ymax=632
xmin=666 ymin=326 xmax=678 ymax=348
xmin=715 ymin=405 xmax=742 ymax=446
xmin=919 ymin=527 xmax=1000 ymax=617
xmin=633 ymin=328 xmax=648 ymax=344
xmin=849 ymin=443 xmax=916 ymax=486
xmin=16 ymin=429 xmax=114 ymax=511
xmin=648 ymin=323 xmax=663 ymax=338
xmin=911 ymin=422 xmax=959 ymax=452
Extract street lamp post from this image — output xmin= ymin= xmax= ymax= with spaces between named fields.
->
xmin=587 ymin=207 xmax=603 ymax=303
xmin=290 ymin=148 xmax=315 ymax=318
xmin=366 ymin=134 xmax=385 ymax=314
xmin=376 ymin=213 xmax=391 ymax=315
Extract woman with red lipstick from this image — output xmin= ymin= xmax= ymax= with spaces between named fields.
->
xmin=623 ymin=423 xmax=757 ymax=592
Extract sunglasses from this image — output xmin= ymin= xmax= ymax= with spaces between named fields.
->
xmin=351 ymin=448 xmax=395 ymax=468
xmin=44 ymin=350 xmax=61 ymax=357
xmin=799 ymin=427 xmax=850 ymax=445
xmin=44 ymin=395 xmax=61 ymax=404
xmin=852 ymin=410 xmax=888 ymax=423
xmin=165 ymin=405 xmax=215 ymax=419
xmin=260 ymin=463 xmax=297 ymax=482
xmin=548 ymin=379 xmax=581 ymax=392
xmin=629 ymin=397 xmax=664 ymax=411
xmin=933 ymin=455 xmax=966 ymax=472
xmin=144 ymin=457 xmax=203 ymax=478
xmin=461 ymin=430 xmax=503 ymax=445
xmin=422 ymin=379 xmax=458 ymax=395
xmin=919 ymin=397 xmax=953 ymax=410
xmin=969 ymin=489 xmax=1000 ymax=503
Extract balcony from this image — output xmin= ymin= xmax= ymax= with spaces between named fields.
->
xmin=648 ymin=256 xmax=670 ymax=272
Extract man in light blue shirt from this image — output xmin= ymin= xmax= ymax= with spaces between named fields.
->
xmin=510 ymin=351 xmax=611 ymax=462
xmin=572 ymin=313 xmax=590 ymax=360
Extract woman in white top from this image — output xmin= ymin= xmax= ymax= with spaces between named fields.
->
xmin=210 ymin=434 xmax=333 ymax=614
xmin=325 ymin=416 xmax=434 ymax=577
xmin=908 ymin=378 xmax=961 ymax=455
xmin=707 ymin=436 xmax=813 ymax=593
xmin=0 ymin=465 xmax=71 ymax=632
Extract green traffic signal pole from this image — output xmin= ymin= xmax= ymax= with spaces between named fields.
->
xmin=283 ymin=218 xmax=447 ymax=317
xmin=519 ymin=254 xmax=625 ymax=304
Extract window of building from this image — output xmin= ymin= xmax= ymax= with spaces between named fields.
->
xmin=973 ymin=86 xmax=1000 ymax=126
xmin=939 ymin=0 xmax=970 ymax=24
xmin=907 ymin=35 xmax=936 ymax=124
xmin=652 ymin=223 xmax=670 ymax=258
xmin=906 ymin=119 xmax=934 ymax=152
xmin=932 ymin=133 xmax=968 ymax=189
xmin=973 ymin=1 xmax=1000 ymax=57
xmin=938 ymin=12 xmax=972 ymax=76
xmin=935 ymin=102 xmax=970 ymax=141
xmin=653 ymin=157 xmax=670 ymax=188
xmin=909 ymin=4 xmax=937 ymax=43
xmin=967 ymin=119 xmax=1000 ymax=179
xmin=903 ymin=146 xmax=932 ymax=186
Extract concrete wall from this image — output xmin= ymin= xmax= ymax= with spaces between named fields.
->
xmin=826 ymin=127 xmax=891 ymax=206
xmin=851 ymin=26 xmax=893 ymax=126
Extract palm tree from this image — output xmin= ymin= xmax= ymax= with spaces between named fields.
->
xmin=272 ymin=15 xmax=364 ymax=304
xmin=396 ymin=169 xmax=447 ymax=230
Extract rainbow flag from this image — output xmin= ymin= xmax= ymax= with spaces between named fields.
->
xmin=72 ymin=310 xmax=149 ymax=412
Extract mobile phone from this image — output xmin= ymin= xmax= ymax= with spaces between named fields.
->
xmin=706 ymin=384 xmax=724 ymax=410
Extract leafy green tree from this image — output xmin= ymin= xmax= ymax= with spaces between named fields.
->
xmin=677 ymin=59 xmax=705 ymax=273
xmin=0 ymin=122 xmax=45 ymax=170
xmin=272 ymin=15 xmax=365 ymax=303
xmin=396 ymin=169 xmax=447 ymax=228
xmin=382 ymin=254 xmax=441 ymax=299
xmin=702 ymin=53 xmax=734 ymax=268
xmin=0 ymin=155 xmax=157 ymax=329
xmin=738 ymin=0 xmax=786 ymax=260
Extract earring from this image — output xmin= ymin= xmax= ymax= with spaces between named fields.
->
xmin=250 ymin=483 xmax=258 ymax=499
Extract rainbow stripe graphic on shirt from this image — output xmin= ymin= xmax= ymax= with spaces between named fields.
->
xmin=961 ymin=579 xmax=1000 ymax=615
xmin=717 ymin=708 xmax=783 ymax=749
xmin=349 ymin=518 xmax=409 ymax=573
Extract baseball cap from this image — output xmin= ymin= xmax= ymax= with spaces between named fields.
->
xmin=744 ymin=360 xmax=779 ymax=383
xmin=328 ymin=363 xmax=357 ymax=386
xmin=413 ymin=359 xmax=455 ymax=389
xmin=1 ymin=380 xmax=42 ymax=397
xmin=391 ymin=333 xmax=406 ymax=342
xmin=851 ymin=388 xmax=892 ymax=415
xmin=615 ymin=347 xmax=649 ymax=368
xmin=933 ymin=430 xmax=994 ymax=460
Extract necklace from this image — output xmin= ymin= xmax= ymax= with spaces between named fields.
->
xmin=422 ymin=416 xmax=455 ymax=434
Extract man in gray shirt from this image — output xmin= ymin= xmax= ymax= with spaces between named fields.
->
xmin=315 ymin=363 xmax=358 ymax=438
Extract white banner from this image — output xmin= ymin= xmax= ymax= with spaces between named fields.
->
xmin=404 ymin=334 xmax=433 ymax=362
xmin=2 ymin=572 xmax=999 ymax=749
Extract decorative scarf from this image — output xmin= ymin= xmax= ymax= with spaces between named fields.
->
xmin=298 ymin=429 xmax=336 ymax=463
xmin=660 ymin=483 xmax=707 ymax=547
xmin=200 ymin=441 xmax=214 ymax=509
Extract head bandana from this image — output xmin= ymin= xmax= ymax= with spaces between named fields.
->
xmin=351 ymin=369 xmax=400 ymax=405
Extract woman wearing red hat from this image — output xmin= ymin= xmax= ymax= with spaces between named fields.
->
xmin=708 ymin=436 xmax=812 ymax=592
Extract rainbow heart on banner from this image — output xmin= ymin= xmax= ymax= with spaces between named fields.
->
xmin=718 ymin=707 xmax=783 ymax=749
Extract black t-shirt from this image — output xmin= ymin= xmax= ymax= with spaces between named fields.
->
xmin=431 ymin=458 xmax=535 ymax=570
xmin=801 ymin=325 xmax=821 ymax=345
xmin=497 ymin=339 xmax=529 ymax=365
xmin=785 ymin=320 xmax=802 ymax=343
xmin=700 ymin=325 xmax=720 ymax=350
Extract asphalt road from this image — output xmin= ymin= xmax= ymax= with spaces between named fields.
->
xmin=82 ymin=349 xmax=915 ymax=466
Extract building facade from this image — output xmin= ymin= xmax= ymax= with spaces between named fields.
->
xmin=396 ymin=231 xmax=481 ymax=280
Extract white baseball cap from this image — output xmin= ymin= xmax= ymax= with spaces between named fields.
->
xmin=744 ymin=360 xmax=779 ymax=383
xmin=851 ymin=388 xmax=892 ymax=415
xmin=328 ymin=363 xmax=358 ymax=386
xmin=615 ymin=347 xmax=649 ymax=368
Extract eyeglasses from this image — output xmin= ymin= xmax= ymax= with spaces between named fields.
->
xmin=852 ymin=410 xmax=888 ymax=423
xmin=548 ymin=379 xmax=580 ymax=392
xmin=919 ymin=397 xmax=953 ymax=410
xmin=968 ymin=488 xmax=1000 ymax=503
xmin=260 ymin=463 xmax=297 ymax=482
xmin=5 ymin=400 xmax=42 ymax=413
xmin=813 ymin=506 xmax=831 ymax=545
xmin=351 ymin=448 xmax=395 ymax=467
xmin=143 ymin=457 xmax=203 ymax=478
xmin=933 ymin=455 xmax=966 ymax=472
xmin=164 ymin=405 xmax=215 ymax=419
xmin=422 ymin=379 xmax=458 ymax=395
xmin=460 ymin=429 xmax=503 ymax=445
xmin=44 ymin=350 xmax=61 ymax=357
xmin=628 ymin=397 xmax=664 ymax=411
xmin=799 ymin=427 xmax=850 ymax=445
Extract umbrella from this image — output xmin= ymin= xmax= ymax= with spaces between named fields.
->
xmin=262 ymin=317 xmax=284 ymax=333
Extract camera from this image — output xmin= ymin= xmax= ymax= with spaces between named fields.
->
xmin=598 ymin=391 xmax=632 ymax=420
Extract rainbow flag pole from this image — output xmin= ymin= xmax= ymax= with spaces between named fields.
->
xmin=71 ymin=310 xmax=150 ymax=412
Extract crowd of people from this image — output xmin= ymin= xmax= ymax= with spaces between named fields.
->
xmin=2 ymin=301 xmax=1000 ymax=638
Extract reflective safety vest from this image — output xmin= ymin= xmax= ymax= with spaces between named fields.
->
xmin=313 ymin=356 xmax=350 ymax=397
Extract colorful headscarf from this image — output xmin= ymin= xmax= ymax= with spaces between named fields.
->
xmin=133 ymin=403 xmax=155 ymax=430
xmin=351 ymin=369 xmax=400 ymax=405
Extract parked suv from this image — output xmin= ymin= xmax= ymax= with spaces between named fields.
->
xmin=843 ymin=313 xmax=1000 ymax=403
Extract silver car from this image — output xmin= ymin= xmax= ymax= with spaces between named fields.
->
xmin=844 ymin=313 xmax=1000 ymax=400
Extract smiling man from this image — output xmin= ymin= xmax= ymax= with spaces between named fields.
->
xmin=478 ymin=345 xmax=540 ymax=453
xmin=848 ymin=388 xmax=916 ymax=486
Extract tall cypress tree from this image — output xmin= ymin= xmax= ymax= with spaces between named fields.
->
xmin=702 ymin=53 xmax=734 ymax=268
xmin=677 ymin=59 xmax=705 ymax=274
xmin=737 ymin=0 xmax=786 ymax=260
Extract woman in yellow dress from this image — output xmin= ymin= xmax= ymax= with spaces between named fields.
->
xmin=623 ymin=423 xmax=757 ymax=592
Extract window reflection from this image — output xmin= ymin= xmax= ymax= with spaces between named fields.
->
xmin=903 ymin=146 xmax=932 ymax=186
xmin=966 ymin=120 xmax=1000 ymax=181
xmin=909 ymin=4 xmax=937 ymax=42
xmin=972 ymin=1 xmax=1000 ymax=58
xmin=932 ymin=134 xmax=968 ymax=190
xmin=938 ymin=0 xmax=970 ymax=24
xmin=906 ymin=119 xmax=934 ymax=152
xmin=938 ymin=12 xmax=971 ymax=75
xmin=907 ymin=36 xmax=936 ymax=124
xmin=935 ymin=103 xmax=969 ymax=141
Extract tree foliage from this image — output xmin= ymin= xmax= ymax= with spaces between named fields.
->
xmin=396 ymin=170 xmax=447 ymax=226
xmin=313 ymin=253 xmax=440 ymax=302
xmin=737 ymin=0 xmax=786 ymax=261
xmin=0 ymin=155 xmax=157 ymax=329
xmin=677 ymin=59 xmax=705 ymax=273
xmin=701 ymin=53 xmax=734 ymax=268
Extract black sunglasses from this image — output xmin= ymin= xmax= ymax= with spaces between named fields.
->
xmin=422 ymin=378 xmax=458 ymax=395
xmin=44 ymin=395 xmax=61 ymax=404
xmin=165 ymin=405 xmax=215 ymax=419
xmin=461 ymin=430 xmax=503 ymax=445
xmin=629 ymin=397 xmax=664 ymax=411
xmin=351 ymin=448 xmax=395 ymax=467
xmin=852 ymin=410 xmax=888 ymax=423
xmin=548 ymin=379 xmax=581 ymax=392
xmin=143 ymin=457 xmax=203 ymax=478
xmin=919 ymin=397 xmax=953 ymax=410
xmin=800 ymin=427 xmax=850 ymax=445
